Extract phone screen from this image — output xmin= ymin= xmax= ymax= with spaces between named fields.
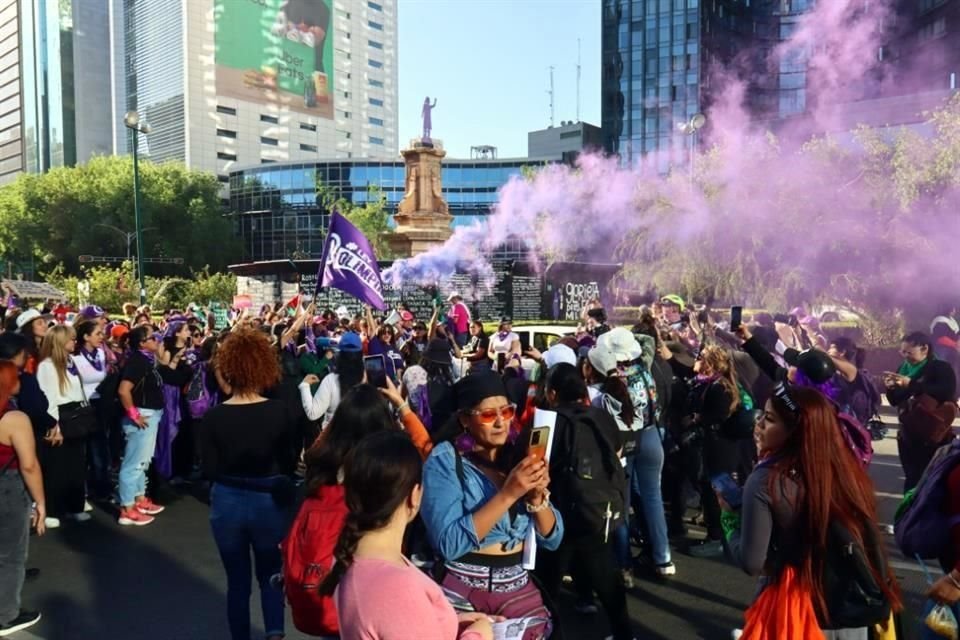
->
xmin=529 ymin=426 xmax=550 ymax=462
xmin=730 ymin=306 xmax=743 ymax=331
xmin=363 ymin=355 xmax=388 ymax=389
xmin=710 ymin=473 xmax=743 ymax=509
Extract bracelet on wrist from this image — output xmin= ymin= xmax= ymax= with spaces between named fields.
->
xmin=395 ymin=401 xmax=409 ymax=416
xmin=525 ymin=489 xmax=551 ymax=513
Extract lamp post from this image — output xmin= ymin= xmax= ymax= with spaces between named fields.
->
xmin=123 ymin=111 xmax=151 ymax=305
xmin=95 ymin=223 xmax=157 ymax=263
xmin=677 ymin=113 xmax=706 ymax=179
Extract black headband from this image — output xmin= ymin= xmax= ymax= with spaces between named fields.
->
xmin=773 ymin=381 xmax=800 ymax=417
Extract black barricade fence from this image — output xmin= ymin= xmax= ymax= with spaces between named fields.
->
xmin=232 ymin=260 xmax=622 ymax=324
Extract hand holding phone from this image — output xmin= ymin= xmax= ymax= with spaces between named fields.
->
xmin=363 ymin=355 xmax=388 ymax=389
xmin=730 ymin=306 xmax=743 ymax=331
xmin=528 ymin=426 xmax=550 ymax=463
xmin=711 ymin=473 xmax=743 ymax=510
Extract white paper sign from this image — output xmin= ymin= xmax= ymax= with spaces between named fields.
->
xmin=522 ymin=408 xmax=558 ymax=570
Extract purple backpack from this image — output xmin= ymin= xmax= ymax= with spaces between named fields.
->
xmin=186 ymin=362 xmax=215 ymax=420
xmin=895 ymin=439 xmax=960 ymax=559
xmin=837 ymin=410 xmax=874 ymax=468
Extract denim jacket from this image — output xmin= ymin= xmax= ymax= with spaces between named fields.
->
xmin=421 ymin=442 xmax=564 ymax=561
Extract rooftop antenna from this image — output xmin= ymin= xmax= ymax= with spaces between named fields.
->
xmin=576 ymin=39 xmax=581 ymax=122
xmin=548 ymin=65 xmax=555 ymax=127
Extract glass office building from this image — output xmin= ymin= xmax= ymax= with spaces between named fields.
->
xmin=601 ymin=0 xmax=704 ymax=172
xmin=603 ymin=0 xmax=959 ymax=171
xmin=227 ymin=158 xmax=548 ymax=263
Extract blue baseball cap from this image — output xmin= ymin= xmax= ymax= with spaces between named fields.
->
xmin=337 ymin=332 xmax=363 ymax=352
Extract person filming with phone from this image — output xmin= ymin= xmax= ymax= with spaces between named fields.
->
xmin=421 ymin=372 xmax=561 ymax=639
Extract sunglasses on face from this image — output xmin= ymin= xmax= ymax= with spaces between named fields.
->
xmin=465 ymin=403 xmax=517 ymax=425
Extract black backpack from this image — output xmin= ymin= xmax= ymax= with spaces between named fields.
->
xmin=553 ymin=405 xmax=628 ymax=537
xmin=820 ymin=519 xmax=891 ymax=629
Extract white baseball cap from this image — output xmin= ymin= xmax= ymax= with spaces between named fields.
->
xmin=16 ymin=309 xmax=53 ymax=332
xmin=447 ymin=292 xmax=462 ymax=302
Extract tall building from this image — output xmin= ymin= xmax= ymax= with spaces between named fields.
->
xmin=3 ymin=0 xmax=113 ymax=185
xmin=602 ymin=0 xmax=960 ymax=170
xmin=0 ymin=0 xmax=22 ymax=184
xmin=115 ymin=0 xmax=399 ymax=182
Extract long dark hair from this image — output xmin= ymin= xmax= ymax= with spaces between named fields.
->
xmin=769 ymin=387 xmax=901 ymax=624
xmin=336 ymin=351 xmax=365 ymax=393
xmin=304 ymin=384 xmax=396 ymax=493
xmin=590 ymin=367 xmax=635 ymax=425
xmin=546 ymin=363 xmax=588 ymax=405
xmin=128 ymin=325 xmax=153 ymax=352
xmin=318 ymin=431 xmax=422 ymax=595
xmin=74 ymin=320 xmax=100 ymax=353
xmin=0 ymin=332 xmax=29 ymax=362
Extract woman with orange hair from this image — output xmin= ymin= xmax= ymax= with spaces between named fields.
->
xmin=0 ymin=360 xmax=46 ymax=636
xmin=201 ymin=328 xmax=299 ymax=640
xmin=722 ymin=385 xmax=900 ymax=638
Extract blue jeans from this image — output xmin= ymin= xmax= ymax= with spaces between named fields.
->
xmin=630 ymin=427 xmax=671 ymax=566
xmin=210 ymin=480 xmax=290 ymax=640
xmin=118 ymin=408 xmax=161 ymax=507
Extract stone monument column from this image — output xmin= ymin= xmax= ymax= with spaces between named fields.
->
xmin=387 ymin=138 xmax=454 ymax=257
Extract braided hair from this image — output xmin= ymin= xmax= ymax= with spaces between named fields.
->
xmin=318 ymin=431 xmax=422 ymax=595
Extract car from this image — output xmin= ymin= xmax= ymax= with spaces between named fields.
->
xmin=464 ymin=324 xmax=576 ymax=379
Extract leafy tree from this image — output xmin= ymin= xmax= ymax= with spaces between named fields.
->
xmin=316 ymin=181 xmax=394 ymax=259
xmin=0 ymin=156 xmax=241 ymax=274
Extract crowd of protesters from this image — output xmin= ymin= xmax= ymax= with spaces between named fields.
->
xmin=1 ymin=290 xmax=960 ymax=640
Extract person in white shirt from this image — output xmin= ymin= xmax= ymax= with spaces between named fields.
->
xmin=299 ymin=332 xmax=365 ymax=430
xmin=73 ymin=320 xmax=112 ymax=500
xmin=487 ymin=317 xmax=521 ymax=372
xmin=35 ymin=325 xmax=89 ymax=524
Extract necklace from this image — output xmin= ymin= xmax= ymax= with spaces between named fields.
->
xmin=80 ymin=346 xmax=104 ymax=372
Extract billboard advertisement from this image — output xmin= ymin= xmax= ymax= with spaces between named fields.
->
xmin=214 ymin=0 xmax=334 ymax=119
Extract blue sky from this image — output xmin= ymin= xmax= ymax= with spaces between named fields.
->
xmin=397 ymin=0 xmax=601 ymax=159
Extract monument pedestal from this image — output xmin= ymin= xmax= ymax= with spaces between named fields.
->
xmin=388 ymin=138 xmax=453 ymax=258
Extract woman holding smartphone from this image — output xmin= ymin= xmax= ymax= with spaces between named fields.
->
xmin=421 ymin=372 xmax=561 ymax=639
xmin=322 ymin=430 xmax=495 ymax=640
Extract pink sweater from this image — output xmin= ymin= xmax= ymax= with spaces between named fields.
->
xmin=335 ymin=556 xmax=484 ymax=640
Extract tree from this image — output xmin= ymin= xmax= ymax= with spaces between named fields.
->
xmin=0 ymin=156 xmax=241 ymax=275
xmin=316 ymin=180 xmax=395 ymax=259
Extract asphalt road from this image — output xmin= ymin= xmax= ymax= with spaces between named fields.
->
xmin=13 ymin=424 xmax=936 ymax=640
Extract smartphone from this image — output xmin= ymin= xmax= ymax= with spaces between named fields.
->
xmin=730 ymin=306 xmax=743 ymax=331
xmin=529 ymin=426 xmax=550 ymax=463
xmin=363 ymin=355 xmax=388 ymax=389
xmin=710 ymin=473 xmax=743 ymax=510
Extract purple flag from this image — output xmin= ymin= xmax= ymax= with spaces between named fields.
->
xmin=317 ymin=211 xmax=387 ymax=310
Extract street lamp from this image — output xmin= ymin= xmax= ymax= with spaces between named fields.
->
xmin=677 ymin=113 xmax=706 ymax=178
xmin=95 ymin=223 xmax=157 ymax=263
xmin=123 ymin=111 xmax=151 ymax=305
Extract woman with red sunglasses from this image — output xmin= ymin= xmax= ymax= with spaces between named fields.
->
xmin=421 ymin=372 xmax=563 ymax=640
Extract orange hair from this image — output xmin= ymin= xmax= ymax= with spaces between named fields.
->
xmin=0 ymin=361 xmax=19 ymax=412
xmin=213 ymin=328 xmax=281 ymax=395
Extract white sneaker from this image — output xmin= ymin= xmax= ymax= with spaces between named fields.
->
xmin=655 ymin=561 xmax=677 ymax=577
xmin=732 ymin=630 xmax=743 ymax=640
xmin=44 ymin=517 xmax=60 ymax=529
xmin=83 ymin=500 xmax=93 ymax=512
xmin=65 ymin=512 xmax=91 ymax=522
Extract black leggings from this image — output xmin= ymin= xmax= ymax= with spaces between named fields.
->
xmin=39 ymin=437 xmax=86 ymax=517
xmin=537 ymin=532 xmax=633 ymax=640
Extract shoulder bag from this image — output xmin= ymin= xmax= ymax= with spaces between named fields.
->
xmin=58 ymin=363 xmax=99 ymax=439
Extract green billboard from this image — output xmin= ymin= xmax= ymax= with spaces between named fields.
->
xmin=214 ymin=0 xmax=334 ymax=119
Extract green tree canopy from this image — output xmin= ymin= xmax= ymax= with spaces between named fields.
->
xmin=0 ymin=156 xmax=241 ymax=275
